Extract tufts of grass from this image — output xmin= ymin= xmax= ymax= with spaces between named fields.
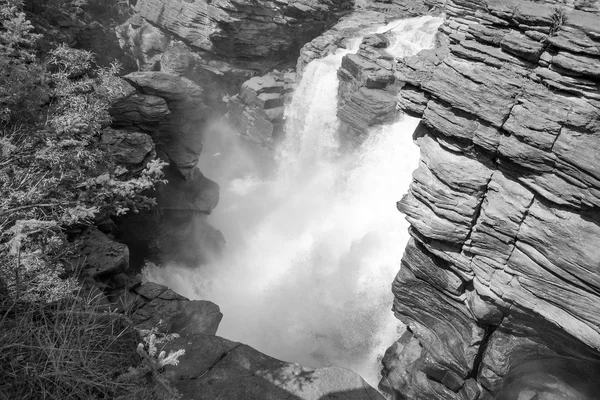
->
xmin=0 ymin=292 xmax=139 ymax=400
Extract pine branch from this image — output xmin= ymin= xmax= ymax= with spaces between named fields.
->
xmin=0 ymin=202 xmax=78 ymax=218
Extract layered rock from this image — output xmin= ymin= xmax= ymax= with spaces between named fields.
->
xmin=224 ymin=71 xmax=293 ymax=148
xmin=120 ymin=282 xmax=385 ymax=400
xmin=117 ymin=0 xmax=352 ymax=110
xmin=370 ymin=0 xmax=600 ymax=399
xmin=337 ymin=31 xmax=401 ymax=145
xmin=296 ymin=11 xmax=392 ymax=75
xmin=109 ymin=72 xmax=223 ymax=266
xmin=121 ymin=282 xmax=223 ymax=336
xmin=162 ymin=333 xmax=386 ymax=400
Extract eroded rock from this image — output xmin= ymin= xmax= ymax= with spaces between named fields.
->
xmin=124 ymin=282 xmax=223 ymax=336
xmin=373 ymin=0 xmax=600 ymax=397
xmin=162 ymin=333 xmax=385 ymax=400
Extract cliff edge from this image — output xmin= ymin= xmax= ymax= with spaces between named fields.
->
xmin=379 ymin=0 xmax=600 ymax=399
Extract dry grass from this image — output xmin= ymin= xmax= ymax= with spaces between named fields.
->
xmin=0 ymin=293 xmax=139 ymax=400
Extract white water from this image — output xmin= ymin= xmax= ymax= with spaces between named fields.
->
xmin=145 ymin=16 xmax=442 ymax=389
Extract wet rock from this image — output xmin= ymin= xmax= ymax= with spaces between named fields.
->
xmin=337 ymin=87 xmax=398 ymax=134
xmin=120 ymin=71 xmax=208 ymax=179
xmin=296 ymin=11 xmax=392 ymax=75
xmin=162 ymin=333 xmax=385 ymax=400
xmin=126 ymin=282 xmax=222 ymax=336
xmin=225 ymin=72 xmax=288 ymax=148
xmin=392 ymin=243 xmax=485 ymax=391
xmin=378 ymin=0 xmax=600 ymax=397
xmin=157 ymin=168 xmax=219 ymax=215
xmin=381 ymin=331 xmax=481 ymax=400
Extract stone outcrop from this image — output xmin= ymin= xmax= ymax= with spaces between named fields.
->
xmin=113 ymin=71 xmax=209 ymax=179
xmin=109 ymin=72 xmax=223 ymax=266
xmin=163 ymin=333 xmax=385 ymax=400
xmin=122 ymin=282 xmax=223 ymax=336
xmin=358 ymin=0 xmax=440 ymax=17
xmin=75 ymin=226 xmax=130 ymax=280
xmin=119 ymin=282 xmax=385 ymax=399
xmin=296 ymin=11 xmax=392 ymax=75
xmin=224 ymin=71 xmax=294 ymax=148
xmin=337 ymin=31 xmax=401 ymax=145
xmin=348 ymin=1 xmax=600 ymax=399
xmin=117 ymin=0 xmax=352 ymax=110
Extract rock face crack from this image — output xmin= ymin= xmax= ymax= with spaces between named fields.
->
xmin=467 ymin=322 xmax=500 ymax=380
xmin=504 ymin=193 xmax=535 ymax=265
xmin=386 ymin=0 xmax=600 ymax=397
xmin=461 ymin=168 xmax=497 ymax=255
xmin=499 ymin=89 xmax=524 ymax=130
xmin=194 ymin=343 xmax=244 ymax=381
xmin=549 ymin=103 xmax=573 ymax=152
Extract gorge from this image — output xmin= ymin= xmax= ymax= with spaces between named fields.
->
xmin=4 ymin=0 xmax=600 ymax=399
xmin=116 ymin=0 xmax=600 ymax=398
xmin=144 ymin=16 xmax=441 ymax=388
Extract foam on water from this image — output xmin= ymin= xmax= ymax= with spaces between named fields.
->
xmin=144 ymin=15 xmax=443 ymax=389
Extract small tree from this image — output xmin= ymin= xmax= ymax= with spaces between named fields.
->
xmin=0 ymin=0 xmax=166 ymax=301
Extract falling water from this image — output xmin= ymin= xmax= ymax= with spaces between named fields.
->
xmin=145 ymin=15 xmax=443 ymax=388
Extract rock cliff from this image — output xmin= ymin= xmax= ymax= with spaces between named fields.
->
xmin=47 ymin=0 xmax=600 ymax=398
xmin=348 ymin=1 xmax=600 ymax=399
xmin=117 ymin=0 xmax=352 ymax=110
xmin=110 ymin=0 xmax=356 ymax=264
xmin=122 ymin=282 xmax=385 ymax=400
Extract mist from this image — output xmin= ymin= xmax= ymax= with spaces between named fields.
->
xmin=144 ymin=16 xmax=442 ymax=388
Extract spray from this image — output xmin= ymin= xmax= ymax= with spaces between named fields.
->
xmin=145 ymin=15 xmax=443 ymax=388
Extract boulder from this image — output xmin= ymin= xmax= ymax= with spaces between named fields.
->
xmin=162 ymin=333 xmax=385 ymax=400
xmin=124 ymin=282 xmax=223 ymax=336
xmin=225 ymin=72 xmax=289 ymax=148
xmin=76 ymin=227 xmax=129 ymax=279
xmin=99 ymin=128 xmax=154 ymax=167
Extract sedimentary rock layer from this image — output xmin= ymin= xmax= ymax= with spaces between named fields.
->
xmin=116 ymin=0 xmax=352 ymax=108
xmin=382 ymin=0 xmax=600 ymax=398
xmin=328 ymin=0 xmax=600 ymax=398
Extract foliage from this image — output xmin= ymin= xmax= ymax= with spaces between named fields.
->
xmin=0 ymin=293 xmax=139 ymax=399
xmin=549 ymin=6 xmax=567 ymax=37
xmin=2 ymin=219 xmax=79 ymax=302
xmin=0 ymin=0 xmax=166 ymax=302
xmin=0 ymin=293 xmax=188 ymax=400
xmin=117 ymin=326 xmax=185 ymax=400
xmin=0 ymin=0 xmax=46 ymax=125
xmin=0 ymin=3 xmax=182 ymax=399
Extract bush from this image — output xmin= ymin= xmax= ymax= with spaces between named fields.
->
xmin=0 ymin=4 xmax=184 ymax=399
xmin=0 ymin=293 xmax=184 ymax=400
xmin=0 ymin=1 xmax=166 ymax=302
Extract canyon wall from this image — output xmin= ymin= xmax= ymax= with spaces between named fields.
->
xmin=359 ymin=1 xmax=600 ymax=399
xmin=111 ymin=0 xmax=355 ymax=264
xmin=117 ymin=0 xmax=352 ymax=108
xmin=76 ymin=0 xmax=600 ymax=398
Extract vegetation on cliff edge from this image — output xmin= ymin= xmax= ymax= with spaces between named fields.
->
xmin=0 ymin=1 xmax=179 ymax=398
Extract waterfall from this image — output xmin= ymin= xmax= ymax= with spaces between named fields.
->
xmin=145 ymin=15 xmax=443 ymax=389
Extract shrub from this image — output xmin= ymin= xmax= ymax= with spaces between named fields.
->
xmin=0 ymin=293 xmax=186 ymax=400
xmin=0 ymin=1 xmax=166 ymax=302
xmin=0 ymin=4 xmax=182 ymax=399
